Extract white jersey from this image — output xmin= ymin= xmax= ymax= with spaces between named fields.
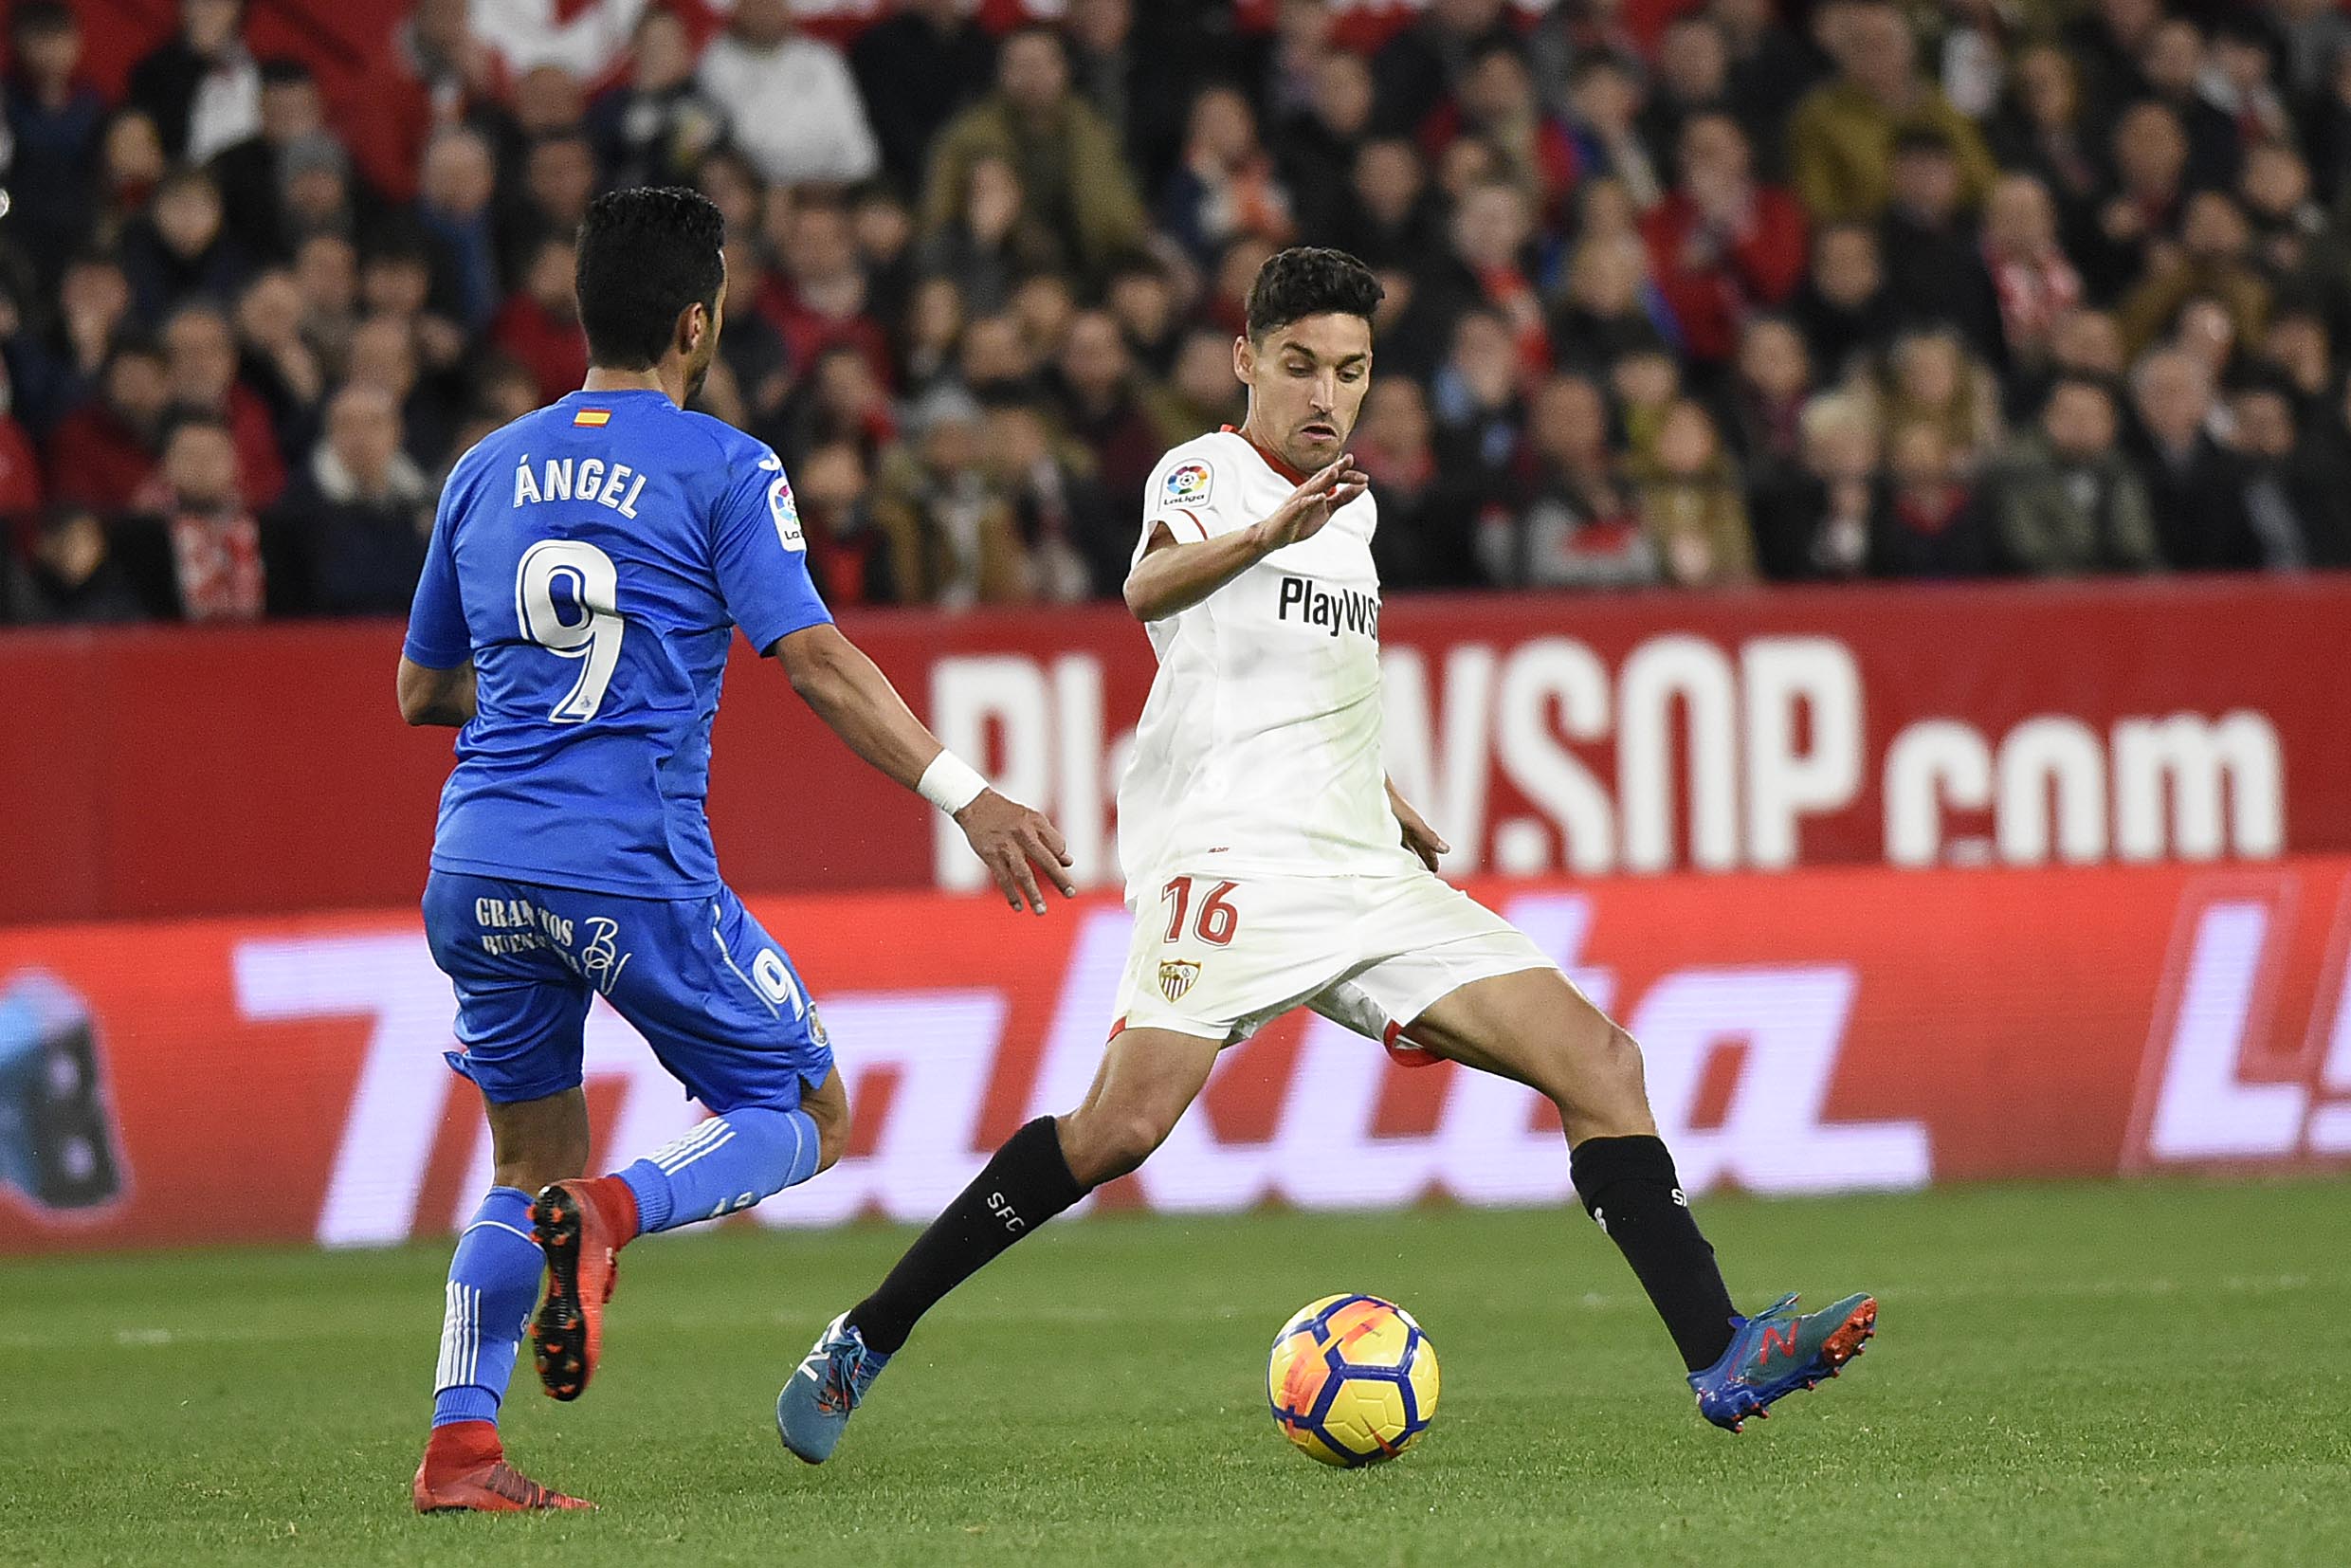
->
xmin=1116 ymin=428 xmax=1417 ymax=902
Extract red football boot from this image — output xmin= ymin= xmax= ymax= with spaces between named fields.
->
xmin=411 ymin=1420 xmax=593 ymax=1513
xmin=530 ymin=1176 xmax=638 ymax=1401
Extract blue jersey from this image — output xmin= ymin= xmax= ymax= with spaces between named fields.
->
xmin=402 ymin=388 xmax=831 ymax=899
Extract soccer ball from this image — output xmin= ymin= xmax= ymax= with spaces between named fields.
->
xmin=1266 ymin=1294 xmax=1439 ymax=1467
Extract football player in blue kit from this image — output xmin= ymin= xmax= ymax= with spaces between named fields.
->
xmin=398 ymin=187 xmax=1075 ymax=1513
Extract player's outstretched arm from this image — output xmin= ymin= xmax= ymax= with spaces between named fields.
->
xmin=1122 ymin=454 xmax=1369 ymax=621
xmin=396 ymin=656 xmax=477 ymax=727
xmin=774 ymin=624 xmax=1076 ymax=915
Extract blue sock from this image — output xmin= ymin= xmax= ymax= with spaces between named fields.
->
xmin=617 ymin=1105 xmax=822 ymax=1233
xmin=430 ymin=1187 xmax=543 ymax=1428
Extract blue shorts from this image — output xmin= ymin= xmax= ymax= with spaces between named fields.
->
xmin=422 ymin=871 xmax=833 ymax=1113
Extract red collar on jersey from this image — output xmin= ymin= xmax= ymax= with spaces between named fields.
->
xmin=1222 ymin=424 xmax=1310 ymax=485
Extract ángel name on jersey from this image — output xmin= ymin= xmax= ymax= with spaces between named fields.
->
xmin=1277 ymin=574 xmax=1380 ymax=639
xmin=511 ymin=452 xmax=647 ymax=519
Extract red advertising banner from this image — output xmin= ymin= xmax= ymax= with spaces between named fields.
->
xmin=6 ymin=577 xmax=2348 ymax=925
xmin=5 ymin=861 xmax=2348 ymax=1255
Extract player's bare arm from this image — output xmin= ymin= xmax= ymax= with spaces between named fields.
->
xmin=774 ymin=623 xmax=1075 ymax=915
xmin=1121 ymin=454 xmax=1370 ymax=622
xmin=395 ymin=656 xmax=476 ymax=727
xmin=1385 ymin=779 xmax=1449 ymax=872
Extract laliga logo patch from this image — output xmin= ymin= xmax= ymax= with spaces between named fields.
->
xmin=768 ymin=474 xmax=806 ymax=552
xmin=1158 ymin=959 xmax=1202 ymax=1003
xmin=1161 ymin=462 xmax=1212 ymax=508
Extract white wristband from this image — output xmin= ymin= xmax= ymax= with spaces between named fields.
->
xmin=917 ymin=750 xmax=989 ymax=815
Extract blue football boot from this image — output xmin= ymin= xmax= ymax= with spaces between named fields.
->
xmin=776 ymin=1311 xmax=891 ymax=1464
xmin=1688 ymin=1292 xmax=1877 ymax=1432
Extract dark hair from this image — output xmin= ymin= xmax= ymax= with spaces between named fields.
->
xmin=574 ymin=186 xmax=726 ymax=370
xmin=1245 ymin=246 xmax=1384 ymax=340
xmin=259 ymin=57 xmax=314 ymax=89
xmin=1891 ymin=124 xmax=1955 ymax=158
xmin=2044 ymin=373 xmax=2116 ymax=410
xmin=11 ymin=1 xmax=75 ymax=36
xmin=159 ymin=408 xmax=236 ymax=447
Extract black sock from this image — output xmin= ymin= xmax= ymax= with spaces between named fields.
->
xmin=1569 ymin=1135 xmax=1738 ymax=1373
xmin=847 ymin=1117 xmax=1089 ymax=1355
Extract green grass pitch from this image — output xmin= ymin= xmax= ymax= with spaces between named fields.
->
xmin=3 ymin=1178 xmax=2345 ymax=1566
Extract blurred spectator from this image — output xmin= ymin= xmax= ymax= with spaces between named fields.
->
xmin=1877 ymin=127 xmax=1999 ymax=356
xmin=1330 ymin=137 xmax=1444 ymax=276
xmin=1373 ymin=0 xmax=1522 ymax=138
xmin=291 ymin=232 xmax=359 ymax=372
xmin=6 ymin=3 xmax=105 ymax=281
xmin=1641 ymin=17 xmax=1733 ymax=167
xmin=127 ymin=412 xmax=272 ymax=620
xmin=46 ymin=338 xmax=170 ymax=513
xmin=490 ymin=235 xmax=588 ymax=408
xmin=1423 ymin=40 xmax=1577 ymax=225
xmin=1159 ymin=86 xmax=1297 ymax=265
xmin=232 ymin=268 xmax=326 ymax=448
xmin=916 ymin=155 xmax=1046 ymax=316
xmin=503 ymin=129 xmax=599 ymax=282
xmin=1064 ymin=0 xmax=1195 ymax=195
xmin=0 ymin=359 xmax=42 ymax=530
xmin=1872 ymin=416 xmax=1993 ymax=577
xmin=699 ymin=0 xmax=879 ymax=188
xmin=2080 ymin=100 xmax=2189 ymax=302
xmin=2228 ymin=372 xmax=2351 ymax=569
xmin=6 ymin=503 xmax=160 ymax=623
xmin=2126 ymin=346 xmax=2257 ymax=571
xmin=128 ymin=0 xmax=261 ymax=163
xmin=589 ymin=8 xmax=723 ymax=192
xmin=1277 ymin=50 xmax=1376 ymax=244
xmin=414 ymin=125 xmax=501 ymax=332
xmin=1431 ymin=309 xmax=1530 ymax=538
xmin=2272 ymin=0 xmax=2351 ymax=100
xmin=95 ymin=108 xmax=170 ymax=253
xmin=1629 ymin=398 xmax=1755 ymax=586
xmin=1145 ymin=326 xmax=1246 ymax=448
xmin=2238 ymin=144 xmax=2328 ymax=280
xmin=978 ymin=395 xmax=1111 ymax=600
xmin=1752 ymin=390 xmax=1879 ymax=580
xmin=1989 ymin=376 xmax=2160 ymax=574
xmin=2137 ymin=19 xmax=2244 ymax=195
xmin=867 ymin=383 xmax=1022 ymax=607
xmin=851 ymin=0 xmax=995 ymax=200
xmin=769 ymin=342 xmax=899 ymax=466
xmin=2255 ymin=306 xmax=2334 ymax=420
xmin=1786 ymin=0 xmax=1995 ymax=223
xmin=788 ymin=440 xmax=894 ymax=606
xmin=1979 ymin=173 xmax=2083 ymax=393
xmin=1052 ymin=310 xmax=1161 ymax=510
xmin=119 ymin=164 xmax=253 ymax=317
xmin=1423 ymin=181 xmax=1551 ymax=378
xmin=1713 ymin=0 xmax=1824 ymax=168
xmin=1640 ymin=112 xmax=1808 ymax=368
xmin=274 ymin=381 xmax=432 ymax=615
xmin=1349 ymin=375 xmax=1462 ymax=588
xmin=1721 ymin=315 xmax=1813 ymax=476
xmin=161 ymin=301 xmax=283 ymax=506
xmin=2206 ymin=19 xmax=2294 ymax=155
xmin=921 ymin=27 xmax=1148 ymax=285
xmin=1550 ymin=233 xmax=1669 ymax=376
xmin=1562 ymin=53 xmax=1664 ymax=211
xmin=2063 ymin=0 xmax=2157 ymax=108
xmin=1861 ymin=324 xmax=2004 ymax=471
xmin=210 ymin=58 xmax=348 ymax=260
xmin=1789 ymin=222 xmax=1898 ymax=381
xmin=2117 ymin=192 xmax=2270 ymax=359
xmin=763 ymin=198 xmax=892 ymax=392
xmin=1986 ymin=43 xmax=2105 ymax=215
xmin=12 ymin=252 xmax=131 ymax=438
xmin=344 ymin=313 xmax=457 ymax=470
xmin=1489 ymin=373 xmax=1653 ymax=589
xmin=345 ymin=0 xmax=505 ymax=204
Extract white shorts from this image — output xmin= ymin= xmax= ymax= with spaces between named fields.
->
xmin=1112 ymin=867 xmax=1558 ymax=1062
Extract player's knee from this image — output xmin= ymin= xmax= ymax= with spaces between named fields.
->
xmin=1556 ymin=1025 xmax=1652 ymax=1136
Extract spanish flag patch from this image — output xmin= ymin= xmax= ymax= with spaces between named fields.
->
xmin=573 ymin=408 xmax=611 ymax=427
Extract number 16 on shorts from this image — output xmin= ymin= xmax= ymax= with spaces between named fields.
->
xmin=1156 ymin=877 xmax=1238 ymax=1005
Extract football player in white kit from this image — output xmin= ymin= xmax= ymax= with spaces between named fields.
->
xmin=778 ymin=249 xmax=1878 ymax=1459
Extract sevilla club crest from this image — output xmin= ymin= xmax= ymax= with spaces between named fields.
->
xmin=1157 ymin=959 xmax=1201 ymax=1003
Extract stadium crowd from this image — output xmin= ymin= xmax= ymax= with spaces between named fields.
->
xmin=4 ymin=0 xmax=2351 ymax=623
